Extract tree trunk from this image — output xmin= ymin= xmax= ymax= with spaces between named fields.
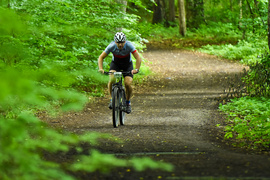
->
xmin=161 ymin=0 xmax=169 ymax=26
xmin=152 ymin=0 xmax=163 ymax=24
xmin=194 ymin=0 xmax=205 ymax=27
xmin=268 ymin=0 xmax=270 ymax=51
xmin=239 ymin=0 xmax=246 ymax=39
xmin=239 ymin=0 xmax=243 ymax=27
xmin=185 ymin=0 xmax=193 ymax=27
xmin=178 ymin=0 xmax=186 ymax=36
xmin=246 ymin=0 xmax=256 ymax=33
xmin=168 ymin=0 xmax=175 ymax=22
xmin=186 ymin=0 xmax=205 ymax=28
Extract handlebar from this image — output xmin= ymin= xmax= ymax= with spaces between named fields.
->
xmin=104 ymin=71 xmax=133 ymax=76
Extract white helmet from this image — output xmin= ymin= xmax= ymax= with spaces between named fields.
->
xmin=114 ymin=32 xmax=126 ymax=43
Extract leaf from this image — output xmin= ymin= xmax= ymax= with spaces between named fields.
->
xmin=129 ymin=157 xmax=174 ymax=172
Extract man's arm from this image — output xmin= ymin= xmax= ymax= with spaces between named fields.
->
xmin=98 ymin=51 xmax=108 ymax=73
xmin=132 ymin=51 xmax=142 ymax=74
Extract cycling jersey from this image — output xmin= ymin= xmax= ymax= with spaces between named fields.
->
xmin=104 ymin=41 xmax=137 ymax=65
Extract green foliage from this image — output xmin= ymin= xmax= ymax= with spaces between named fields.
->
xmin=139 ymin=21 xmax=243 ymax=50
xmin=71 ymin=150 xmax=128 ymax=173
xmin=198 ymin=21 xmax=267 ymax=65
xmin=188 ymin=22 xmax=241 ymax=42
xmin=219 ymin=97 xmax=270 ymax=149
xmin=139 ymin=19 xmax=201 ymax=41
xmin=129 ymin=157 xmax=173 ymax=172
xmin=199 ymin=39 xmax=267 ymax=64
xmin=0 ymin=68 xmax=88 ymax=117
xmin=243 ymin=53 xmax=270 ymax=97
xmin=138 ymin=22 xmax=180 ymax=40
xmin=2 ymin=0 xmax=146 ymax=94
xmin=0 ymin=2 xmax=172 ymax=179
xmin=204 ymin=0 xmax=241 ymax=25
xmin=1 ymin=114 xmax=75 ymax=180
xmin=71 ymin=151 xmax=174 ymax=173
xmin=198 ymin=0 xmax=268 ymax=64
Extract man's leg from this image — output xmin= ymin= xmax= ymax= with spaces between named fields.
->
xmin=124 ymin=76 xmax=133 ymax=101
xmin=124 ymin=76 xmax=133 ymax=114
xmin=108 ymin=70 xmax=116 ymax=109
xmin=108 ymin=70 xmax=116 ymax=96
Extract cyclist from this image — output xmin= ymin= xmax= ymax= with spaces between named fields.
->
xmin=98 ymin=32 xmax=142 ymax=114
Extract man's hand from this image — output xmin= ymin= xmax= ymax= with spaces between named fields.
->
xmin=131 ymin=69 xmax=139 ymax=75
xmin=98 ymin=69 xmax=104 ymax=74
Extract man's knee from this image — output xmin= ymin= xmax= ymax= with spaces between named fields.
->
xmin=124 ymin=77 xmax=133 ymax=87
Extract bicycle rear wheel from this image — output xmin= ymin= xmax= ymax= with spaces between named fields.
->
xmin=119 ymin=89 xmax=126 ymax=125
xmin=112 ymin=87 xmax=120 ymax=128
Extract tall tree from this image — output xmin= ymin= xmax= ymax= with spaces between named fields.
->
xmin=152 ymin=0 xmax=163 ymax=24
xmin=168 ymin=0 xmax=175 ymax=23
xmin=159 ymin=0 xmax=175 ymax=27
xmin=186 ymin=0 xmax=205 ymax=28
xmin=178 ymin=0 xmax=186 ymax=36
xmin=194 ymin=0 xmax=205 ymax=26
xmin=246 ymin=0 xmax=255 ymax=33
xmin=239 ymin=0 xmax=243 ymax=26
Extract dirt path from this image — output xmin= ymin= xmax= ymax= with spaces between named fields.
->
xmin=48 ymin=49 xmax=270 ymax=180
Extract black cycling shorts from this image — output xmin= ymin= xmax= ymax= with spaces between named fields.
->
xmin=109 ymin=61 xmax=133 ymax=78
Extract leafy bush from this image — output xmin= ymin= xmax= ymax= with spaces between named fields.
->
xmin=243 ymin=52 xmax=270 ymax=97
xmin=138 ymin=22 xmax=180 ymax=40
xmin=219 ymin=97 xmax=270 ymax=149
xmin=199 ymin=38 xmax=267 ymax=63
xmin=139 ymin=21 xmax=242 ymax=49
xmin=188 ymin=22 xmax=241 ymax=42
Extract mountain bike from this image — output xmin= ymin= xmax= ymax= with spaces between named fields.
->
xmin=105 ymin=71 xmax=131 ymax=128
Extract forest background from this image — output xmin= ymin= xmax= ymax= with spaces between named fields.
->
xmin=0 ymin=0 xmax=269 ymax=179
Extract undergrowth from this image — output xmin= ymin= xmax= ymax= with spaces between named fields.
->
xmin=219 ymin=97 xmax=270 ymax=149
xmin=139 ymin=21 xmax=241 ymax=49
xmin=199 ymin=38 xmax=267 ymax=65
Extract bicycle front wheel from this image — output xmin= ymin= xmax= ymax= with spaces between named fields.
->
xmin=112 ymin=87 xmax=120 ymax=128
xmin=119 ymin=88 xmax=126 ymax=125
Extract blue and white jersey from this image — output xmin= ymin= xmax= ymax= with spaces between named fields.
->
xmin=104 ymin=41 xmax=137 ymax=65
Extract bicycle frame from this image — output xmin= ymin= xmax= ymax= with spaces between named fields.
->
xmin=104 ymin=71 xmax=130 ymax=127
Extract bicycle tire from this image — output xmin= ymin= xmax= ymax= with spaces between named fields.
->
xmin=112 ymin=87 xmax=120 ymax=128
xmin=119 ymin=88 xmax=126 ymax=125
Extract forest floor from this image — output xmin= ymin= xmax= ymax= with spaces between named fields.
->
xmin=45 ymin=45 xmax=270 ymax=180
